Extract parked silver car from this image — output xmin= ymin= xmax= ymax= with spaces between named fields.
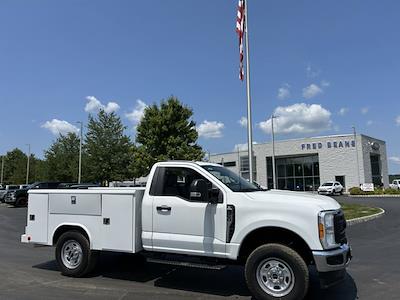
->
xmin=0 ymin=185 xmax=20 ymax=202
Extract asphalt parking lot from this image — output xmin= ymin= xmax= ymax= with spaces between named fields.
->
xmin=0 ymin=196 xmax=399 ymax=300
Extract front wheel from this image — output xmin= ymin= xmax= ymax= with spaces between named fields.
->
xmin=55 ymin=231 xmax=98 ymax=277
xmin=245 ymin=244 xmax=309 ymax=300
xmin=15 ymin=197 xmax=28 ymax=207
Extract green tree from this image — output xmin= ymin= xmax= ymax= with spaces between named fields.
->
xmin=131 ymin=96 xmax=204 ymax=177
xmin=29 ymin=158 xmax=48 ymax=182
xmin=45 ymin=133 xmax=81 ymax=182
xmin=3 ymin=148 xmax=28 ymax=184
xmin=85 ymin=110 xmax=132 ymax=183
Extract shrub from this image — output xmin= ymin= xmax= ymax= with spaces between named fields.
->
xmin=349 ymin=187 xmax=367 ymax=195
xmin=384 ymin=188 xmax=400 ymax=195
xmin=349 ymin=187 xmax=400 ymax=195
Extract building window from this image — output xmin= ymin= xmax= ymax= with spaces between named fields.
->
xmin=370 ymin=154 xmax=382 ymax=187
xmin=266 ymin=155 xmax=320 ymax=191
xmin=223 ymin=161 xmax=236 ymax=167
xmin=240 ymin=156 xmax=257 ymax=181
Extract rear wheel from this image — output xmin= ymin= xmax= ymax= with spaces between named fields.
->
xmin=245 ymin=244 xmax=309 ymax=300
xmin=56 ymin=231 xmax=98 ymax=277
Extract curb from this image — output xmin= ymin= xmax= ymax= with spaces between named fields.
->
xmin=347 ymin=208 xmax=385 ymax=226
xmin=349 ymin=194 xmax=400 ymax=198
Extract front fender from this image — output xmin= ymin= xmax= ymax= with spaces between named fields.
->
xmin=232 ymin=211 xmax=323 ymax=252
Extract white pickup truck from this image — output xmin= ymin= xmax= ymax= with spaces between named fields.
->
xmin=21 ymin=161 xmax=351 ymax=300
xmin=389 ymin=179 xmax=400 ymax=190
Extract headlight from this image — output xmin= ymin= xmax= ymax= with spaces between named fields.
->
xmin=318 ymin=210 xmax=338 ymax=249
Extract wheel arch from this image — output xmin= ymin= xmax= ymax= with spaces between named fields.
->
xmin=238 ymin=226 xmax=314 ymax=265
xmin=52 ymin=223 xmax=92 ymax=247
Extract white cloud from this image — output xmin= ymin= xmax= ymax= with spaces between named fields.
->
xmin=361 ymin=107 xmax=369 ymax=115
xmin=321 ymin=80 xmax=330 ymax=87
xmin=306 ymin=64 xmax=320 ymax=78
xmin=302 ymin=83 xmax=323 ymax=99
xmin=238 ymin=116 xmax=247 ymax=127
xmin=126 ymin=100 xmax=147 ymax=123
xmin=258 ymin=103 xmax=332 ymax=135
xmin=396 ymin=115 xmax=400 ymax=126
xmin=338 ymin=107 xmax=349 ymax=116
xmin=277 ymin=83 xmax=291 ymax=100
xmin=42 ymin=119 xmax=79 ymax=136
xmin=366 ymin=120 xmax=373 ymax=126
xmin=84 ymin=96 xmax=120 ymax=114
xmin=197 ymin=120 xmax=224 ymax=138
xmin=389 ymin=156 xmax=400 ymax=164
xmin=233 ymin=142 xmax=258 ymax=152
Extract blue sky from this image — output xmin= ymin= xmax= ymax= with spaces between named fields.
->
xmin=1 ymin=0 xmax=399 ymax=173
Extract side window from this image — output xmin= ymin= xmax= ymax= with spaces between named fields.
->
xmin=157 ymin=167 xmax=220 ymax=202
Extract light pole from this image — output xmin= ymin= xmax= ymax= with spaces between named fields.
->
xmin=26 ymin=144 xmax=31 ymax=185
xmin=271 ymin=115 xmax=277 ymax=189
xmin=352 ymin=126 xmax=361 ymax=186
xmin=77 ymin=122 xmax=83 ymax=184
xmin=1 ymin=155 xmax=4 ymax=186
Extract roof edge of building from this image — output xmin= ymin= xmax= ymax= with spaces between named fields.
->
xmin=210 ymin=133 xmax=385 ymax=156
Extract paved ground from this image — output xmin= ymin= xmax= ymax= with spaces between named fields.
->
xmin=0 ymin=196 xmax=398 ymax=300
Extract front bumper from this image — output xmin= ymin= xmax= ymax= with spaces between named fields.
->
xmin=4 ymin=194 xmax=16 ymax=204
xmin=318 ymin=190 xmax=333 ymax=194
xmin=313 ymin=244 xmax=351 ymax=272
xmin=313 ymin=244 xmax=352 ymax=288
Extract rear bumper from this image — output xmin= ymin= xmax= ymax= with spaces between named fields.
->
xmin=313 ymin=244 xmax=352 ymax=288
xmin=21 ymin=234 xmax=30 ymax=243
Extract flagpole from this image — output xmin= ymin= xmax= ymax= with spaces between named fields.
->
xmin=244 ymin=0 xmax=254 ymax=182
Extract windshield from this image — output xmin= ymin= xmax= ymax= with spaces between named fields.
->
xmin=322 ymin=183 xmax=333 ymax=186
xmin=202 ymin=165 xmax=263 ymax=192
xmin=26 ymin=182 xmax=40 ymax=189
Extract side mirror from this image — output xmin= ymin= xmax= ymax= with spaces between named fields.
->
xmin=190 ymin=179 xmax=209 ymax=202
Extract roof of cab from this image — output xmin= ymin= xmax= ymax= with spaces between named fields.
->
xmin=154 ymin=160 xmax=222 ymax=167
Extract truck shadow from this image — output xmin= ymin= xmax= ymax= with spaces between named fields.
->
xmin=33 ymin=252 xmax=358 ymax=299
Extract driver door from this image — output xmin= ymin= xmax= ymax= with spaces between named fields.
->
xmin=151 ymin=166 xmax=227 ymax=257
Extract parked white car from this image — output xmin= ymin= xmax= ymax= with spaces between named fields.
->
xmin=318 ymin=181 xmax=344 ymax=195
xmin=389 ymin=179 xmax=400 ymax=190
xmin=22 ymin=161 xmax=351 ymax=300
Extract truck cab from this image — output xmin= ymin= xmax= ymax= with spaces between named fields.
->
xmin=22 ymin=161 xmax=351 ymax=300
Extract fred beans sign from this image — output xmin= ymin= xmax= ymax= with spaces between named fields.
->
xmin=301 ymin=140 xmax=356 ymax=151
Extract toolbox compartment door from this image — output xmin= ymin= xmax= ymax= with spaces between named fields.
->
xmin=26 ymin=193 xmax=49 ymax=244
xmin=49 ymin=193 xmax=101 ymax=216
xmin=101 ymin=194 xmax=134 ymax=252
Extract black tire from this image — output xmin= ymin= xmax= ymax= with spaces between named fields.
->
xmin=55 ymin=231 xmax=98 ymax=277
xmin=245 ymin=244 xmax=309 ymax=300
xmin=15 ymin=197 xmax=28 ymax=207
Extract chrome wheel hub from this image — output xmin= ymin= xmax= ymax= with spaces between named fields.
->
xmin=61 ymin=240 xmax=83 ymax=269
xmin=256 ymin=258 xmax=295 ymax=297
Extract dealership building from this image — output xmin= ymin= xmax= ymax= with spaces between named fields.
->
xmin=210 ymin=134 xmax=389 ymax=192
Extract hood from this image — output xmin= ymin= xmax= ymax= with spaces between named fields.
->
xmin=244 ymin=189 xmax=341 ymax=211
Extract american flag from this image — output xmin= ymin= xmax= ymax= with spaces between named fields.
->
xmin=236 ymin=0 xmax=245 ymax=81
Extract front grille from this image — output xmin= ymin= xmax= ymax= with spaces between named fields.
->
xmin=334 ymin=210 xmax=347 ymax=245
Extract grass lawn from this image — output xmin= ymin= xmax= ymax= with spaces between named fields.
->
xmin=340 ymin=202 xmax=382 ymax=220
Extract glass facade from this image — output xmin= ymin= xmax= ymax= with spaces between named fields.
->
xmin=266 ymin=155 xmax=320 ymax=191
xmin=240 ymin=156 xmax=257 ymax=181
xmin=370 ymin=154 xmax=382 ymax=186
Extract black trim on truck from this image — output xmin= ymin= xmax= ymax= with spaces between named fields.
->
xmin=226 ymin=205 xmax=235 ymax=243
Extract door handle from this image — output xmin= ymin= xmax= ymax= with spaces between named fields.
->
xmin=156 ymin=205 xmax=172 ymax=212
